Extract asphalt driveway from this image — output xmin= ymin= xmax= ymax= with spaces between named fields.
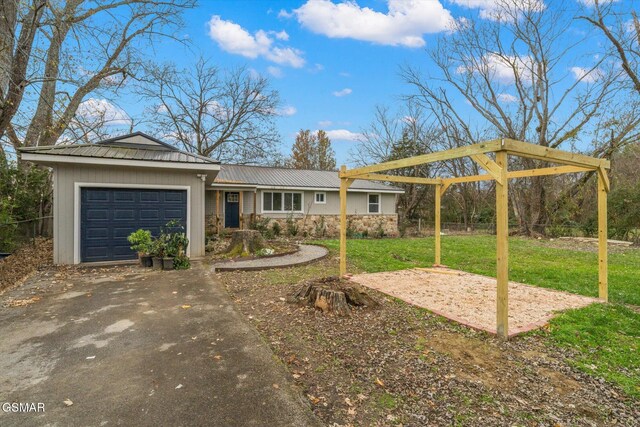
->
xmin=0 ymin=264 xmax=319 ymax=426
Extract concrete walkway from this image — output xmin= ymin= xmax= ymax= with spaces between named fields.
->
xmin=0 ymin=265 xmax=319 ymax=427
xmin=212 ymin=244 xmax=328 ymax=272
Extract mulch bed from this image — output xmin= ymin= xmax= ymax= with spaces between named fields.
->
xmin=0 ymin=238 xmax=53 ymax=294
xmin=207 ymin=239 xmax=298 ymax=262
xmin=219 ymin=257 xmax=638 ymax=426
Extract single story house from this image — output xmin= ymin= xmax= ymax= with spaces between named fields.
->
xmin=207 ymin=164 xmax=403 ymax=238
xmin=19 ymin=132 xmax=402 ymax=264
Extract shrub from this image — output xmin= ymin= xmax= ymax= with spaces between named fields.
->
xmin=173 ymin=254 xmax=191 ymax=270
xmin=127 ymin=229 xmax=153 ymax=254
xmin=271 ymin=221 xmax=281 ymax=237
xmin=313 ymin=215 xmax=326 ymax=237
xmin=285 ymin=213 xmax=299 ymax=237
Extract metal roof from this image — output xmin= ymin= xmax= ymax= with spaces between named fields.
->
xmin=18 ymin=132 xmax=218 ymax=165
xmin=215 ymin=164 xmax=403 ymax=192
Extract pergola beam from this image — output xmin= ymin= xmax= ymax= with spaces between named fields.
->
xmin=340 ymin=139 xmax=503 ymax=178
xmin=504 ymin=138 xmax=610 ymax=169
xmin=440 ymin=165 xmax=595 ymax=188
xmin=350 ymin=173 xmax=442 ymax=185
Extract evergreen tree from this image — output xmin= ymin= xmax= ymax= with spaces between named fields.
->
xmin=289 ymin=129 xmax=337 ymax=170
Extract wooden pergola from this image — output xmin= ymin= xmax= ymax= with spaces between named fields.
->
xmin=339 ymin=138 xmax=610 ymax=339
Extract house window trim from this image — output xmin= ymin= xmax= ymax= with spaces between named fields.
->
xmin=367 ymin=193 xmax=381 ymax=214
xmin=314 ymin=191 xmax=327 ymax=204
xmin=261 ymin=191 xmax=305 ymax=214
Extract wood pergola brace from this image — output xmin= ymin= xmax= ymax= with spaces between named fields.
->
xmin=471 ymin=153 xmax=503 ymax=185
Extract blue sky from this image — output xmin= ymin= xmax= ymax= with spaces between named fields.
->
xmin=105 ymin=0 xmax=631 ymax=166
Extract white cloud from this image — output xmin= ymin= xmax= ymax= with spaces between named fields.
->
xmin=339 ymin=71 xmax=350 ymax=77
xmin=207 ymin=16 xmax=305 ymax=68
xmin=332 ymin=88 xmax=352 ymax=97
xmin=272 ymin=30 xmax=289 ymax=40
xmin=323 ymin=129 xmax=362 ymax=141
xmin=318 ymin=120 xmax=333 ymax=127
xmin=267 ymin=66 xmax=283 ymax=78
xmin=290 ymin=0 xmax=454 ymax=48
xmin=571 ymin=66 xmax=603 ymax=83
xmin=309 ymin=63 xmax=324 ymax=73
xmin=278 ymin=9 xmax=294 ymax=18
xmin=76 ymin=98 xmax=131 ymax=126
xmin=451 ymin=0 xmax=545 ymax=21
xmin=497 ymin=93 xmax=518 ymax=103
xmin=575 ymin=0 xmax=620 ymax=6
xmin=279 ymin=105 xmax=297 ymax=116
xmin=458 ymin=53 xmax=534 ymax=84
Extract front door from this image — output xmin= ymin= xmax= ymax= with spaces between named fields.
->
xmin=224 ymin=192 xmax=240 ymax=228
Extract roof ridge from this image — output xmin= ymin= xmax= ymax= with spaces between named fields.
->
xmin=221 ymin=163 xmax=340 ymax=173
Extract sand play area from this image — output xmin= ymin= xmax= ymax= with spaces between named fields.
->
xmin=349 ymin=268 xmax=601 ymax=337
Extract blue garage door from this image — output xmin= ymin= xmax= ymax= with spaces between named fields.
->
xmin=81 ymin=188 xmax=187 ymax=263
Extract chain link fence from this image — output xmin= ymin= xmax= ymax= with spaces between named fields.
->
xmin=399 ymin=219 xmax=600 ymax=239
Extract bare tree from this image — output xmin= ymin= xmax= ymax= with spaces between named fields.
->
xmin=139 ymin=59 xmax=282 ymax=165
xmin=351 ymin=103 xmax=449 ymax=221
xmin=402 ymin=0 xmax=639 ymax=234
xmin=581 ymin=0 xmax=640 ymax=95
xmin=0 ymin=0 xmax=195 ymax=151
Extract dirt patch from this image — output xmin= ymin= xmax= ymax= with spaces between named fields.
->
xmin=349 ymin=268 xmax=600 ymax=336
xmin=219 ymin=258 xmax=638 ymax=426
xmin=0 ymin=238 xmax=52 ymax=293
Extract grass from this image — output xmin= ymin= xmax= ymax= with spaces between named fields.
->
xmin=314 ymin=235 xmax=640 ymax=399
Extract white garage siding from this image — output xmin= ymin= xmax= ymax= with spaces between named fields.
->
xmin=53 ymin=164 xmax=206 ymax=264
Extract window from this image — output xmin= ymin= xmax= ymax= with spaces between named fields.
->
xmin=368 ymin=193 xmax=380 ymax=214
xmin=314 ymin=192 xmax=326 ymax=204
xmin=226 ymin=193 xmax=239 ymax=203
xmin=263 ymin=191 xmax=303 ymax=212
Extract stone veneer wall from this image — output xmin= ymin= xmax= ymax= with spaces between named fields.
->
xmin=206 ymin=214 xmax=399 ymax=238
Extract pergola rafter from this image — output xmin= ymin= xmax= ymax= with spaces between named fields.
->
xmin=339 ymin=138 xmax=610 ymax=339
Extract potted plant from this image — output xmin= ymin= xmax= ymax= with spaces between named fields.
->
xmin=150 ymin=235 xmax=166 ymax=270
xmin=168 ymin=231 xmax=189 ymax=270
xmin=161 ymin=220 xmax=189 ymax=270
xmin=127 ymin=229 xmax=153 ymax=267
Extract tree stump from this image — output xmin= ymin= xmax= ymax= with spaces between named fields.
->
xmin=288 ymin=276 xmax=379 ymax=316
xmin=225 ymin=230 xmax=264 ymax=256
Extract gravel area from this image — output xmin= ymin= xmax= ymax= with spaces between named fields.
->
xmin=212 ymin=244 xmax=328 ymax=271
xmin=219 ymin=258 xmax=638 ymax=426
xmin=349 ymin=268 xmax=600 ymax=336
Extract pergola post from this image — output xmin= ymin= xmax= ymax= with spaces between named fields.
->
xmin=216 ymin=190 xmax=221 ymax=236
xmin=598 ymin=172 xmax=608 ymax=301
xmin=434 ymin=184 xmax=442 ymax=266
xmin=339 ymin=166 xmax=352 ymax=276
xmin=495 ymin=151 xmax=509 ymax=339
xmin=239 ymin=190 xmax=244 ymax=229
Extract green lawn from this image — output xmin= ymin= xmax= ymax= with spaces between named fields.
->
xmin=316 ymin=236 xmax=640 ymax=399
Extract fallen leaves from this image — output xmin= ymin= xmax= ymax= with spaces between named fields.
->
xmin=180 ymin=304 xmax=191 ymax=309
xmin=63 ymin=399 xmax=73 ymax=407
xmin=3 ymin=296 xmax=41 ymax=307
